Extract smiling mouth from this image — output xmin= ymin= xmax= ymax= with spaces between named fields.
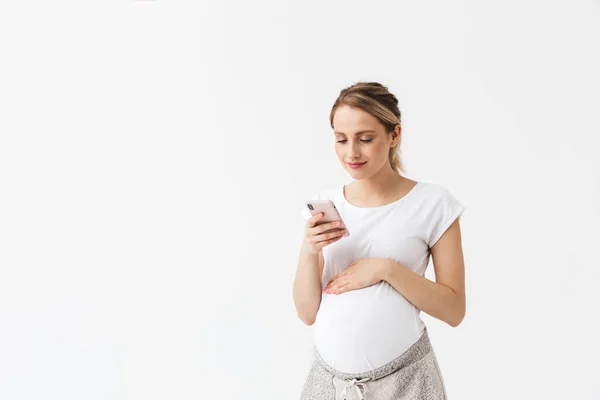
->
xmin=348 ymin=162 xmax=366 ymax=168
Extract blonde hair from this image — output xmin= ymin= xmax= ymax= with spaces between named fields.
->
xmin=329 ymin=81 xmax=404 ymax=175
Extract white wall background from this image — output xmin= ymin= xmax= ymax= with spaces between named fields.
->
xmin=1 ymin=1 xmax=599 ymax=399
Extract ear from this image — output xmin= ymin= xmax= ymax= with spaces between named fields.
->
xmin=390 ymin=124 xmax=401 ymax=147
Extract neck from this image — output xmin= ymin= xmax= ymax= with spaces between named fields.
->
xmin=355 ymin=165 xmax=405 ymax=199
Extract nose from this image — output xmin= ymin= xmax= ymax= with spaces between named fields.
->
xmin=348 ymin=140 xmax=361 ymax=159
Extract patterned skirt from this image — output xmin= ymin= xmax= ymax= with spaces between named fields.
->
xmin=298 ymin=327 xmax=448 ymax=400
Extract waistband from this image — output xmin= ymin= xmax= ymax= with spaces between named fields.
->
xmin=312 ymin=327 xmax=433 ymax=381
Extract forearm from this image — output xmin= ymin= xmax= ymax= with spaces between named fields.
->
xmin=293 ymin=244 xmax=322 ymax=325
xmin=381 ymin=259 xmax=464 ymax=327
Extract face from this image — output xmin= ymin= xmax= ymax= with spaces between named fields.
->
xmin=332 ymin=105 xmax=399 ymax=179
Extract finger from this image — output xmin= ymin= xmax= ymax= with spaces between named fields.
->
xmin=322 ymin=228 xmax=346 ymax=241
xmin=313 ymin=228 xmax=346 ymax=244
xmin=330 ymin=282 xmax=348 ymax=294
xmin=336 ymin=283 xmax=350 ymax=294
xmin=318 ymin=221 xmax=342 ymax=234
xmin=327 ymin=272 xmax=342 ymax=284
xmin=307 ymin=212 xmax=324 ymax=227
xmin=330 ymin=268 xmax=350 ymax=282
xmin=311 ymin=221 xmax=342 ymax=235
xmin=329 ymin=278 xmax=348 ymax=290
xmin=317 ymin=235 xmax=344 ymax=250
xmin=325 ymin=278 xmax=339 ymax=289
xmin=337 ymin=278 xmax=349 ymax=287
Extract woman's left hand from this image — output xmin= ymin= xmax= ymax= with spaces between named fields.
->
xmin=324 ymin=257 xmax=390 ymax=295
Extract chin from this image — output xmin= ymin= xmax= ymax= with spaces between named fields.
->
xmin=348 ymin=169 xmax=367 ymax=178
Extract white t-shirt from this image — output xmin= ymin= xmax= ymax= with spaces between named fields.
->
xmin=300 ymin=181 xmax=466 ymax=374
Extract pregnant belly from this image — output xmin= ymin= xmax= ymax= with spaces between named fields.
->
xmin=313 ymin=281 xmax=422 ymax=374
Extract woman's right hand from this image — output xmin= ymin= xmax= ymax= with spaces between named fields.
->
xmin=303 ymin=212 xmax=346 ymax=255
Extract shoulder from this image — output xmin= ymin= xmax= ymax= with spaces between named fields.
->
xmin=415 ymin=181 xmax=462 ymax=205
xmin=420 ymin=181 xmax=466 ymax=220
xmin=402 ymin=181 xmax=447 ymax=209
xmin=411 ymin=181 xmax=466 ymax=247
xmin=417 ymin=181 xmax=451 ymax=197
xmin=407 ymin=181 xmax=465 ymax=221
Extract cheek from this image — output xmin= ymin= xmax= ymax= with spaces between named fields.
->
xmin=366 ymin=142 xmax=388 ymax=160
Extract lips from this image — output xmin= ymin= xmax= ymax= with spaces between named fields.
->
xmin=348 ymin=162 xmax=366 ymax=169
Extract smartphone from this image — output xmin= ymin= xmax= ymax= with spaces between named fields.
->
xmin=304 ymin=200 xmax=349 ymax=237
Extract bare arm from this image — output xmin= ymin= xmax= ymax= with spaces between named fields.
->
xmin=381 ymin=218 xmax=466 ymax=327
xmin=292 ymin=244 xmax=324 ymax=325
xmin=293 ymin=212 xmax=345 ymax=325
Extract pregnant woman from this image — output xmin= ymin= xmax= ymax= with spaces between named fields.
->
xmin=293 ymin=82 xmax=466 ymax=400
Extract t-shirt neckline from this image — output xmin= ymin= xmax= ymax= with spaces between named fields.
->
xmin=339 ymin=181 xmax=422 ymax=211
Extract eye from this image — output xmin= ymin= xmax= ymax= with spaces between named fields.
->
xmin=336 ymin=139 xmax=372 ymax=143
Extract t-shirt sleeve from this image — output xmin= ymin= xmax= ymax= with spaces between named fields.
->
xmin=426 ymin=187 xmax=466 ymax=248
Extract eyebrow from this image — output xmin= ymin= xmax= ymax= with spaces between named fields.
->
xmin=333 ymin=130 xmax=376 ymax=136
